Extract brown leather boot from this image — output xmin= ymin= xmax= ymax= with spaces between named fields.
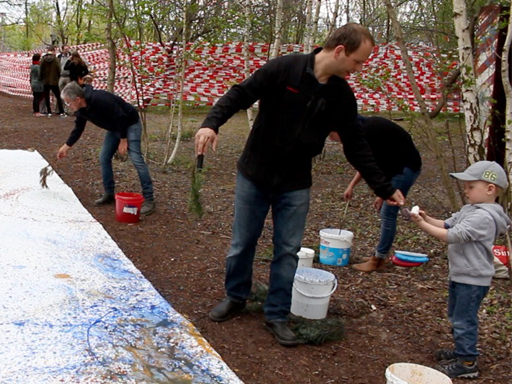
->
xmin=353 ymin=256 xmax=387 ymax=272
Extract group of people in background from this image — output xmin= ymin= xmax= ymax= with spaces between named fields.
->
xmin=29 ymin=44 xmax=89 ymax=117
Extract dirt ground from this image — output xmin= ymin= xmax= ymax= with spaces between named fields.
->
xmin=2 ymin=92 xmax=511 ymax=384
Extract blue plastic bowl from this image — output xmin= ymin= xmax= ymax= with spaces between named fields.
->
xmin=395 ymin=251 xmax=429 ymax=263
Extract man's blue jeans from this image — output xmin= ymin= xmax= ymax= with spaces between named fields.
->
xmin=225 ymin=172 xmax=310 ymax=322
xmin=375 ymin=167 xmax=421 ymax=258
xmin=99 ymin=119 xmax=154 ymax=201
xmin=448 ymin=281 xmax=489 ymax=361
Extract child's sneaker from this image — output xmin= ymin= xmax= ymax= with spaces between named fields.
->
xmin=436 ymin=359 xmax=479 ymax=379
xmin=435 ymin=349 xmax=457 ymax=362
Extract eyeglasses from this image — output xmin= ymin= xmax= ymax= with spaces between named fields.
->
xmin=64 ymin=98 xmax=76 ymax=107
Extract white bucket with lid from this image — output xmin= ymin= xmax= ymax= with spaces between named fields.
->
xmin=291 ymin=267 xmax=337 ymax=319
xmin=297 ymin=247 xmax=315 ymax=268
xmin=385 ymin=363 xmax=452 ymax=384
xmin=319 ymin=229 xmax=354 ymax=266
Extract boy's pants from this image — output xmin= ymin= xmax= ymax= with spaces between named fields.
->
xmin=448 ymin=280 xmax=489 ymax=361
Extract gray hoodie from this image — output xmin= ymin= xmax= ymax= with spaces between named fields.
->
xmin=445 ymin=203 xmax=510 ymax=286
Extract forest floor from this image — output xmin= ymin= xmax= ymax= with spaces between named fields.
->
xmin=2 ymin=92 xmax=511 ymax=384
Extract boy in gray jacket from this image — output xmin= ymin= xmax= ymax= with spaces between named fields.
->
xmin=411 ymin=161 xmax=510 ymax=379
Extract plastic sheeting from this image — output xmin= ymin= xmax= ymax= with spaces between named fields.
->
xmin=0 ymin=149 xmax=243 ymax=384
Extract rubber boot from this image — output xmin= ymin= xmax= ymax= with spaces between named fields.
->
xmin=353 ymin=256 xmax=387 ymax=273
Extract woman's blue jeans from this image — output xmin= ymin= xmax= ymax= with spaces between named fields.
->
xmin=99 ymin=120 xmax=154 ymax=201
xmin=225 ymin=172 xmax=310 ymax=322
xmin=448 ymin=281 xmax=489 ymax=361
xmin=375 ymin=167 xmax=421 ymax=258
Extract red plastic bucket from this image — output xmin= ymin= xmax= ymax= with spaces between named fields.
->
xmin=115 ymin=192 xmax=144 ymax=223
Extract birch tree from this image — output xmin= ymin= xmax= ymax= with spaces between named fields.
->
xmin=303 ymin=0 xmax=313 ymax=52
xmin=327 ymin=0 xmax=340 ymax=36
xmin=501 ymin=2 xmax=512 ymax=212
xmin=270 ymin=0 xmax=283 ymax=58
xmin=453 ymin=0 xmax=484 ymax=163
xmin=242 ymin=0 xmax=255 ymax=128
xmin=106 ymin=0 xmax=116 ymax=92
xmin=163 ymin=1 xmax=187 ymax=166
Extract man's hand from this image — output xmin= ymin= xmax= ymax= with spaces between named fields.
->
xmin=57 ymin=144 xmax=71 ymax=159
xmin=195 ymin=127 xmax=218 ymax=155
xmin=118 ymin=139 xmax=128 ymax=156
xmin=373 ymin=197 xmax=383 ymax=212
xmin=385 ymin=190 xmax=405 ymax=206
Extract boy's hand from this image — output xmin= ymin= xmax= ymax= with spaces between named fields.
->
xmin=410 ymin=210 xmax=426 ymax=225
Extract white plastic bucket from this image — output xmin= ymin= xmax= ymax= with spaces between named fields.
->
xmin=319 ymin=229 xmax=354 ymax=266
xmin=385 ymin=363 xmax=453 ymax=384
xmin=291 ymin=267 xmax=337 ymax=319
xmin=297 ymin=247 xmax=315 ymax=268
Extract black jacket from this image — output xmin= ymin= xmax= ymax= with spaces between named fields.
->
xmin=201 ymin=48 xmax=395 ymax=198
xmin=361 ymin=116 xmax=422 ymax=179
xmin=66 ymin=85 xmax=139 ymax=147
xmin=64 ymin=60 xmax=89 ymax=82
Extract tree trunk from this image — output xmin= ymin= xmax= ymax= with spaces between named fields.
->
xmin=243 ymin=0 xmax=254 ymax=129
xmin=271 ymin=0 xmax=283 ymax=58
xmin=311 ymin=0 xmax=321 ymax=46
xmin=328 ymin=0 xmax=340 ymax=36
xmin=304 ymin=0 xmax=313 ymax=52
xmin=383 ymin=0 xmax=459 ymax=210
xmin=501 ymin=1 xmax=512 ymax=214
xmin=106 ymin=0 xmax=116 ymax=93
xmin=164 ymin=0 xmax=187 ymax=165
xmin=453 ymin=0 xmax=485 ymax=163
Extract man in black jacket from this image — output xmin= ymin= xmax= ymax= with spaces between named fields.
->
xmin=195 ymin=23 xmax=404 ymax=346
xmin=57 ymin=82 xmax=155 ymax=216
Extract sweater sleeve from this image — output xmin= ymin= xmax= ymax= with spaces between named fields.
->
xmin=446 ymin=210 xmax=494 ymax=244
xmin=65 ymin=115 xmax=88 ymax=147
xmin=200 ymin=59 xmax=281 ymax=132
xmin=336 ymin=99 xmax=395 ymax=199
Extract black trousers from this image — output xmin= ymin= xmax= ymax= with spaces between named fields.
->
xmin=43 ymin=84 xmax=64 ymax=114
xmin=32 ymin=91 xmax=43 ymax=113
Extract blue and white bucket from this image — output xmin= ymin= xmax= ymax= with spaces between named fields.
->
xmin=319 ymin=229 xmax=354 ymax=266
xmin=291 ymin=267 xmax=337 ymax=319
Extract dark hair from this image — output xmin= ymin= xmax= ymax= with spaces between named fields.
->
xmin=323 ymin=23 xmax=375 ymax=54
xmin=71 ymin=51 xmax=87 ymax=67
xmin=61 ymin=81 xmax=85 ymax=100
xmin=32 ymin=53 xmax=41 ymax=61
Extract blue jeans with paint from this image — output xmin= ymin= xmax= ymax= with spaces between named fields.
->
xmin=225 ymin=172 xmax=310 ymax=322
xmin=448 ymin=281 xmax=489 ymax=361
xmin=99 ymin=119 xmax=154 ymax=201
xmin=375 ymin=167 xmax=421 ymax=258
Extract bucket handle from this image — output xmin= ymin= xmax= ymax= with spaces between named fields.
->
xmin=293 ymin=277 xmax=338 ymax=299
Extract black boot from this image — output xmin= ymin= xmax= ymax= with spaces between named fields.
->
xmin=264 ymin=321 xmax=299 ymax=346
xmin=209 ymin=298 xmax=246 ymax=322
xmin=94 ymin=194 xmax=115 ymax=206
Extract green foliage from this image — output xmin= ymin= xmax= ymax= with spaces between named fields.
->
xmin=188 ymin=164 xmax=204 ymax=219
xmin=248 ymin=282 xmax=345 ymax=345
xmin=289 ymin=315 xmax=345 ymax=345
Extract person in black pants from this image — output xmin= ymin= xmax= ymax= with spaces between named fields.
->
xmin=30 ymin=53 xmax=44 ymax=117
xmin=39 ymin=45 xmax=65 ymax=117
